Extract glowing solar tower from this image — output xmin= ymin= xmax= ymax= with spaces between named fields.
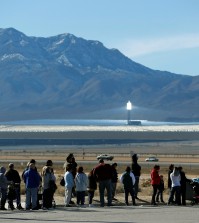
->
xmin=126 ymin=101 xmax=132 ymax=125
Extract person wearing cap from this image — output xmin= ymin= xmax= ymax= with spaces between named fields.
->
xmin=5 ymin=163 xmax=23 ymax=210
xmin=22 ymin=159 xmax=37 ymax=180
xmin=131 ymin=154 xmax=141 ymax=199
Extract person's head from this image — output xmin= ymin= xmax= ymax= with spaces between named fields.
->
xmin=29 ymin=159 xmax=36 ymax=164
xmin=66 ymin=163 xmax=73 ymax=172
xmin=0 ymin=166 xmax=6 ymax=174
xmin=112 ymin=163 xmax=117 ymax=169
xmin=29 ymin=163 xmax=35 ymax=169
xmin=125 ymin=166 xmax=131 ymax=173
xmin=66 ymin=153 xmax=74 ymax=162
xmin=77 ymin=166 xmax=83 ymax=173
xmin=173 ymin=167 xmax=179 ymax=176
xmin=132 ymin=154 xmax=138 ymax=162
xmin=178 ymin=166 xmax=182 ymax=172
xmin=99 ymin=159 xmax=104 ymax=164
xmin=160 ymin=175 xmax=163 ymax=180
xmin=9 ymin=163 xmax=14 ymax=169
xmin=154 ymin=165 xmax=160 ymax=171
xmin=46 ymin=160 xmax=53 ymax=166
xmin=169 ymin=164 xmax=174 ymax=171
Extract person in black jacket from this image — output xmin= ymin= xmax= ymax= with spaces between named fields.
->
xmin=87 ymin=169 xmax=97 ymax=207
xmin=178 ymin=166 xmax=190 ymax=205
xmin=131 ymin=154 xmax=141 ymax=199
xmin=111 ymin=163 xmax=118 ymax=200
xmin=5 ymin=163 xmax=23 ymax=210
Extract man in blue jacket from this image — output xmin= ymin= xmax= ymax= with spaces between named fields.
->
xmin=24 ymin=162 xmax=40 ymax=210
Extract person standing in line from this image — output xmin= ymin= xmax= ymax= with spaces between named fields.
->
xmin=178 ymin=166 xmax=190 ymax=206
xmin=131 ymin=154 xmax=141 ymax=199
xmin=5 ymin=163 xmax=23 ymax=210
xmin=168 ymin=167 xmax=181 ymax=205
xmin=23 ymin=162 xmax=41 ymax=210
xmin=150 ymin=165 xmax=161 ymax=205
xmin=93 ymin=159 xmax=113 ymax=207
xmin=168 ymin=164 xmax=174 ymax=190
xmin=111 ymin=163 xmax=118 ymax=201
xmin=64 ymin=164 xmax=75 ymax=207
xmin=155 ymin=175 xmax=165 ymax=203
xmin=120 ymin=166 xmax=136 ymax=206
xmin=41 ymin=162 xmax=56 ymax=210
xmin=87 ymin=168 xmax=97 ymax=207
xmin=0 ymin=166 xmax=10 ymax=210
xmin=64 ymin=153 xmax=77 ymax=204
xmin=75 ymin=166 xmax=88 ymax=207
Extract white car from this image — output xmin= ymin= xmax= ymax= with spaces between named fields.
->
xmin=97 ymin=154 xmax=114 ymax=161
xmin=145 ymin=157 xmax=159 ymax=162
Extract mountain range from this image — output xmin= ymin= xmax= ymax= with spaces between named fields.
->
xmin=0 ymin=27 xmax=199 ymax=122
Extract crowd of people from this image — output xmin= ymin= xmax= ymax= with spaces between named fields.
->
xmin=0 ymin=153 xmax=194 ymax=211
xmin=150 ymin=164 xmax=191 ymax=206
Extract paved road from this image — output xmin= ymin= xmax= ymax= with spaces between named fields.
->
xmin=1 ymin=204 xmax=199 ymax=223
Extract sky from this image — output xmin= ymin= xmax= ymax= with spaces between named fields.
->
xmin=1 ymin=0 xmax=199 ymax=76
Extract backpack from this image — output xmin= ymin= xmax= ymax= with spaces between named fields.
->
xmin=122 ymin=172 xmax=133 ymax=188
xmin=60 ymin=177 xmax=65 ymax=186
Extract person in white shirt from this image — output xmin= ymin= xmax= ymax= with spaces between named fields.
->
xmin=168 ymin=167 xmax=181 ymax=205
xmin=75 ymin=166 xmax=88 ymax=207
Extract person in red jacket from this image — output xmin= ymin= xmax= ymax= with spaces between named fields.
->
xmin=150 ymin=165 xmax=160 ymax=205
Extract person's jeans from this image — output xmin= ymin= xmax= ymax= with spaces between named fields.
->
xmin=151 ymin=184 xmax=159 ymax=204
xmin=156 ymin=189 xmax=164 ymax=202
xmin=124 ymin=187 xmax=135 ymax=205
xmin=26 ymin=187 xmax=38 ymax=209
xmin=99 ymin=179 xmax=112 ymax=206
xmin=134 ymin=176 xmax=140 ymax=197
xmin=15 ymin=185 xmax=21 ymax=206
xmin=0 ymin=188 xmax=7 ymax=208
xmin=111 ymin=182 xmax=117 ymax=198
xmin=76 ymin=191 xmax=85 ymax=205
xmin=88 ymin=190 xmax=95 ymax=204
xmin=9 ymin=185 xmax=21 ymax=207
xmin=168 ymin=186 xmax=181 ymax=205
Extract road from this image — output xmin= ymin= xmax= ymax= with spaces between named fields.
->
xmin=1 ymin=204 xmax=199 ymax=223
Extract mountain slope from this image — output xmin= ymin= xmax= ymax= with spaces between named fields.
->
xmin=0 ymin=28 xmax=199 ymax=121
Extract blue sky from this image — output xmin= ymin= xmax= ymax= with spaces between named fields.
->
xmin=1 ymin=0 xmax=199 ymax=76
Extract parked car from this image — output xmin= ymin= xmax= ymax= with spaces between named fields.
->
xmin=145 ymin=157 xmax=159 ymax=162
xmin=97 ymin=154 xmax=114 ymax=161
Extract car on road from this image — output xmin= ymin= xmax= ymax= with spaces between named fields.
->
xmin=145 ymin=157 xmax=159 ymax=162
xmin=97 ymin=154 xmax=114 ymax=161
